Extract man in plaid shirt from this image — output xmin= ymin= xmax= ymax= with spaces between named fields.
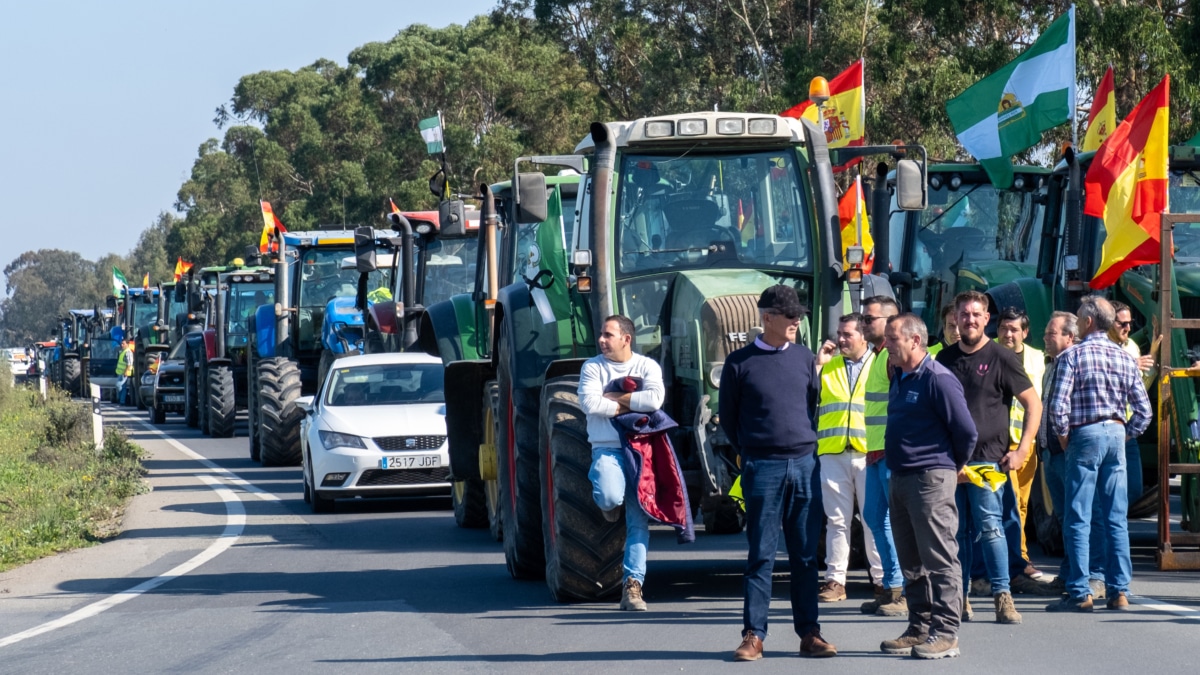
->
xmin=1046 ymin=296 xmax=1151 ymax=612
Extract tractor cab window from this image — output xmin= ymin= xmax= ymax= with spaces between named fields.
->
xmin=226 ymin=283 xmax=274 ymax=345
xmin=297 ymin=248 xmax=391 ymax=352
xmin=616 ymin=151 xmax=812 ymax=275
xmin=1170 ymin=171 xmax=1200 ymax=262
xmin=132 ymin=301 xmax=157 ymax=330
xmin=907 ymin=180 xmax=1042 ymax=283
xmin=421 ymin=237 xmax=479 ymax=303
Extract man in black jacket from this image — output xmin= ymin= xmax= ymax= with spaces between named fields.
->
xmin=721 ymin=285 xmax=835 ymax=661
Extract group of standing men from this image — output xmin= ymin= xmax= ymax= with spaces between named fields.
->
xmin=577 ymin=284 xmax=1151 ymax=661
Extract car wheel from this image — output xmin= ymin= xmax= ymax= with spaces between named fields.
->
xmin=453 ymin=479 xmax=488 ymax=529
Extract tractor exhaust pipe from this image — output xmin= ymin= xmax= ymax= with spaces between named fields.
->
xmin=589 ymin=121 xmax=616 ymax=325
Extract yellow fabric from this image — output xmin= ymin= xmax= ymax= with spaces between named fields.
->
xmin=367 ymin=287 xmax=393 ymax=303
xmin=964 ymin=463 xmax=1008 ymax=492
xmin=1008 ymin=442 xmax=1038 ymax=561
xmin=816 ymin=352 xmax=874 ymax=455
xmin=1008 ymin=344 xmax=1045 ymax=444
xmin=1082 ymin=66 xmax=1116 ymax=152
xmin=928 ymin=342 xmax=943 ymax=358
xmin=864 ymin=348 xmax=891 ymax=452
xmin=729 ymin=475 xmax=745 ymax=512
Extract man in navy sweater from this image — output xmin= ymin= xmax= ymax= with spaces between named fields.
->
xmin=879 ymin=313 xmax=977 ymax=660
xmin=721 ymin=285 xmax=835 ymax=661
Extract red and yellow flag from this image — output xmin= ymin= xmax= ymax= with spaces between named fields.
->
xmin=173 ymin=257 xmax=194 ymax=282
xmin=259 ymin=201 xmax=287 ymax=253
xmin=1086 ymin=74 xmax=1170 ymax=289
xmin=838 ymin=175 xmax=875 ymax=274
xmin=781 ymin=59 xmax=865 ymax=169
xmin=142 ymin=273 xmax=150 ymax=290
xmin=1082 ymin=65 xmax=1116 ymax=153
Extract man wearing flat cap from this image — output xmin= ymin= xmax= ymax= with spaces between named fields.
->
xmin=722 ymin=284 xmax=836 ymax=661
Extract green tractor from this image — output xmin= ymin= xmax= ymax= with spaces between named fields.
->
xmin=421 ymin=168 xmax=582 ymax=535
xmin=425 ymin=113 xmax=927 ymax=601
xmin=115 ymin=287 xmax=161 ymax=409
xmin=248 ymin=228 xmax=394 ymax=465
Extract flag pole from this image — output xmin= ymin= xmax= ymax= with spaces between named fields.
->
xmin=1070 ymin=4 xmax=1078 ymax=148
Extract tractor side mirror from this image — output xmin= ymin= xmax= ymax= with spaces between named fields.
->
xmin=174 ymin=282 xmax=186 ymax=303
xmin=895 ymin=159 xmax=927 ymax=211
xmin=354 ymin=226 xmax=377 ymax=273
xmin=438 ymin=200 xmax=467 ymax=238
xmin=105 ymin=295 xmax=118 ymax=309
xmin=515 ymin=172 xmax=548 ymax=224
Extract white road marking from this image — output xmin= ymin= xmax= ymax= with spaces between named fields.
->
xmin=1130 ymin=597 xmax=1200 ymax=620
xmin=0 ymin=475 xmax=245 ymax=648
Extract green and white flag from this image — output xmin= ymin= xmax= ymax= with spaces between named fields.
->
xmin=946 ymin=7 xmax=1075 ymax=189
xmin=418 ymin=115 xmax=444 ymax=155
xmin=112 ymin=266 xmax=128 ymax=295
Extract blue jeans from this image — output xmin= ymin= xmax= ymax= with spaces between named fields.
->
xmin=116 ymin=374 xmax=129 ymax=405
xmin=1064 ymin=421 xmax=1132 ymax=599
xmin=742 ymin=454 xmax=822 ymax=640
xmin=863 ymin=460 xmax=904 ymax=588
xmin=589 ymin=447 xmax=650 ymax=584
xmin=968 ymin=476 xmax=1028 ymax=581
xmin=955 ymin=465 xmax=1010 ymax=595
xmin=1042 ymin=450 xmax=1105 ymax=581
xmin=1125 ymin=437 xmax=1144 ymax=503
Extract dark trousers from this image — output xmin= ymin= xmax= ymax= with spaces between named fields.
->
xmin=890 ymin=469 xmax=962 ymax=638
xmin=741 ymin=454 xmax=822 ymax=640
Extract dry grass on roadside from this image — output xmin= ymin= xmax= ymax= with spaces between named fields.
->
xmin=0 ymin=377 xmax=146 ymax=571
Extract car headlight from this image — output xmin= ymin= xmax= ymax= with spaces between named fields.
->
xmin=318 ymin=430 xmax=366 ymax=449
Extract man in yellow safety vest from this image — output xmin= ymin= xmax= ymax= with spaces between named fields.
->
xmin=815 ymin=313 xmax=884 ymax=605
xmin=116 ymin=339 xmax=134 ymax=406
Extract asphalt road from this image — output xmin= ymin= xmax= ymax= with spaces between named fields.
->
xmin=2 ymin=404 xmax=1200 ymax=673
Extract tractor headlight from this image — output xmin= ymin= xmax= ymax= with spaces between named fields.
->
xmin=677 ymin=119 xmax=707 ymax=136
xmin=709 ymin=362 xmax=724 ymax=388
xmin=716 ymin=118 xmax=745 ymax=135
xmin=645 ymin=120 xmax=674 ymax=138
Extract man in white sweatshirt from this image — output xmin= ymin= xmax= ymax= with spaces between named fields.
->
xmin=579 ymin=314 xmax=666 ymax=611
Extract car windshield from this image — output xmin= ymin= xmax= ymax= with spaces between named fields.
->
xmin=297 ymin=248 xmax=392 ymax=308
xmin=615 ymin=150 xmax=812 ymax=275
xmin=900 ymin=179 xmax=1043 ymax=280
xmin=324 ymin=362 xmax=445 ymax=406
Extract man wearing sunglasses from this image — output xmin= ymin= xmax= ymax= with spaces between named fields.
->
xmin=723 ymin=284 xmax=835 ymax=660
xmin=1108 ymin=301 xmax=1155 ymax=503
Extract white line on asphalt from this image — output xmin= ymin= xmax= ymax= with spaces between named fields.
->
xmin=109 ymin=409 xmax=281 ymax=502
xmin=0 ymin=475 xmax=245 ymax=649
xmin=1131 ymin=597 xmax=1200 ymax=620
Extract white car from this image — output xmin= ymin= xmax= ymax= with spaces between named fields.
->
xmin=298 ymin=352 xmax=450 ymax=513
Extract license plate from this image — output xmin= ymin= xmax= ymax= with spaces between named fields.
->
xmin=163 ymin=395 xmax=185 ymax=403
xmin=380 ymin=454 xmax=441 ymax=469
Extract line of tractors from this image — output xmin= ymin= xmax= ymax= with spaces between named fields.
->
xmin=30 ymin=104 xmax=1200 ymax=604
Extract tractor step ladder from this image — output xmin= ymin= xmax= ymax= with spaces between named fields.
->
xmin=1156 ymin=213 xmax=1200 ymax=570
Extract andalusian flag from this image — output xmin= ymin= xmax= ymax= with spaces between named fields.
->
xmin=259 ymin=201 xmax=287 ymax=253
xmin=142 ymin=273 xmax=150 ymax=290
xmin=1086 ymin=74 xmax=1170 ymax=289
xmin=946 ymin=8 xmax=1076 ymax=189
xmin=838 ymin=176 xmax=875 ymax=274
xmin=782 ymin=59 xmax=865 ymax=169
xmin=173 ymin=257 xmax=194 ymax=282
xmin=1082 ymin=65 xmax=1116 ymax=153
xmin=419 ymin=115 xmax=445 ymax=155
xmin=112 ymin=267 xmax=128 ymax=295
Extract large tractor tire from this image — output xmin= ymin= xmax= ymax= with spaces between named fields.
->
xmin=151 ymin=401 xmax=166 ymax=425
xmin=184 ymin=351 xmax=200 ymax=428
xmin=496 ymin=322 xmax=545 ymax=579
xmin=197 ymin=364 xmax=210 ymax=435
xmin=259 ymin=357 xmax=303 ymax=466
xmin=484 ymin=381 xmax=503 ymax=542
xmin=247 ymin=354 xmax=261 ymax=461
xmin=62 ymin=357 xmax=82 ymax=398
xmin=702 ymin=498 xmax=746 ymax=535
xmin=539 ymin=375 xmax=625 ymax=602
xmin=453 ymin=479 xmax=488 ymax=529
xmin=207 ymin=365 xmax=236 ymax=438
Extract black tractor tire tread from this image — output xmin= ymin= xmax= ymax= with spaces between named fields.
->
xmin=453 ymin=479 xmax=489 ymax=529
xmin=184 ymin=351 xmax=200 ymax=428
xmin=485 ymin=381 xmax=503 ymax=541
xmin=259 ymin=358 xmax=303 ymax=466
xmin=151 ymin=404 xmax=166 ymax=425
xmin=540 ymin=376 xmax=625 ymax=602
xmin=497 ymin=323 xmax=545 ymax=579
xmin=62 ymin=357 xmax=82 ymax=398
xmin=247 ymin=354 xmax=261 ymax=461
xmin=702 ymin=499 xmax=746 ymax=535
xmin=207 ymin=365 xmax=236 ymax=438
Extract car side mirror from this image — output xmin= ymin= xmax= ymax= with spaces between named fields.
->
xmin=296 ymin=395 xmax=314 ymax=414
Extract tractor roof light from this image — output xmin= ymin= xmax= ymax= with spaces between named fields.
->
xmin=415 ymin=222 xmax=433 ymax=235
xmin=949 ymin=174 xmax=963 ymax=190
xmin=809 ymin=77 xmax=830 ymax=106
xmin=846 ymin=246 xmax=865 ymax=265
xmin=645 ymin=120 xmax=674 ymax=138
xmin=677 ymin=119 xmax=707 ymax=136
xmin=747 ymin=118 xmax=777 ymax=135
xmin=1013 ymin=175 xmax=1026 ymax=190
xmin=716 ymin=118 xmax=745 ymax=135
xmin=929 ymin=174 xmax=943 ymax=190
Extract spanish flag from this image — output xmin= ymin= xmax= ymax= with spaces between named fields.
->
xmin=837 ymin=175 xmax=875 ymax=274
xmin=1082 ymin=65 xmax=1116 ymax=153
xmin=173 ymin=257 xmax=194 ymax=282
xmin=259 ymin=201 xmax=287 ymax=253
xmin=781 ymin=59 xmax=865 ymax=168
xmin=1086 ymin=74 xmax=1170 ymax=289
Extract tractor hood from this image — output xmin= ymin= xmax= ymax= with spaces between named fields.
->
xmin=1171 ymin=265 xmax=1200 ymax=297
xmin=956 ymin=260 xmax=1037 ymax=293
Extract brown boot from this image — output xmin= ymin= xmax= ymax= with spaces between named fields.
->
xmin=875 ymin=588 xmax=908 ymax=617
xmin=859 ymin=585 xmax=888 ymax=614
xmin=817 ymin=580 xmax=846 ymax=602
xmin=620 ymin=577 xmax=647 ymax=611
xmin=799 ymin=629 xmax=837 ymax=658
xmin=962 ymin=595 xmax=974 ymax=622
xmin=733 ymin=631 xmax=763 ymax=661
xmin=994 ymin=592 xmax=1022 ymax=624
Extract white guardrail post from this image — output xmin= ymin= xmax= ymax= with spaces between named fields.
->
xmin=91 ymin=383 xmax=103 ymax=450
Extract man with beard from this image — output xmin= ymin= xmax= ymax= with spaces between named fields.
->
xmin=936 ymin=291 xmax=1041 ymax=625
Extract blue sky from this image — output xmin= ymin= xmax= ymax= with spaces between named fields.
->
xmin=0 ymin=0 xmax=496 ymax=284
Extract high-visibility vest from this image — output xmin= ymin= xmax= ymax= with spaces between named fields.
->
xmin=817 ymin=351 xmax=875 ymax=455
xmin=862 ymin=348 xmax=891 ymax=452
xmin=1008 ymin=344 xmax=1045 ymax=445
xmin=116 ymin=347 xmax=133 ymax=377
xmin=929 ymin=342 xmax=943 ymax=358
xmin=367 ymin=287 xmax=393 ymax=303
